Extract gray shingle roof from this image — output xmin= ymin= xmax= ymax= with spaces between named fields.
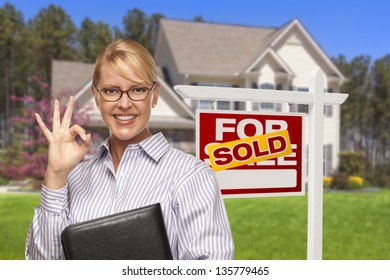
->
xmin=51 ymin=60 xmax=94 ymax=99
xmin=159 ymin=19 xmax=284 ymax=76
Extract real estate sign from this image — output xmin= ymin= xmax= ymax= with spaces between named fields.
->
xmin=197 ymin=109 xmax=305 ymax=198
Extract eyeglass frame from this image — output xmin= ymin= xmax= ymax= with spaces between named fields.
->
xmin=93 ymin=81 xmax=158 ymax=102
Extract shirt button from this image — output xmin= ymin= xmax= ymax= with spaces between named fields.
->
xmin=54 ymin=200 xmax=60 ymax=205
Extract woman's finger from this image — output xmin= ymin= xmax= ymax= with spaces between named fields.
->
xmin=82 ymin=133 xmax=93 ymax=149
xmin=35 ymin=113 xmax=52 ymax=140
xmin=52 ymin=99 xmax=61 ymax=130
xmin=62 ymin=96 xmax=75 ymax=128
xmin=68 ymin=124 xmax=87 ymax=142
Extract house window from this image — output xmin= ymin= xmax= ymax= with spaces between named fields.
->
xmin=296 ymin=87 xmax=309 ymax=113
xmin=257 ymin=83 xmax=275 ymax=110
xmin=324 ymin=88 xmax=333 ymax=117
xmin=304 ymin=144 xmax=333 ymax=177
xmin=261 ymin=83 xmax=274 ymax=90
xmin=197 ymin=100 xmax=234 ymax=110
xmin=217 ymin=101 xmax=232 ymax=110
xmin=324 ymin=105 xmax=333 ymax=117
xmin=297 ymin=104 xmax=309 ymax=113
xmin=324 ymin=144 xmax=333 ymax=176
xmin=196 ymin=83 xmax=233 ymax=110
xmin=260 ymin=102 xmax=275 ymax=110
xmin=199 ymin=100 xmax=213 ymax=109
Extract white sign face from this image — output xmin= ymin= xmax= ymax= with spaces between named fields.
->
xmin=197 ymin=110 xmax=306 ymax=198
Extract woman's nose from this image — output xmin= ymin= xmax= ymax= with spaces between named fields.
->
xmin=117 ymin=92 xmax=133 ymax=108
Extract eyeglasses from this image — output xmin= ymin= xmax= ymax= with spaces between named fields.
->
xmin=93 ymin=82 xmax=157 ymax=102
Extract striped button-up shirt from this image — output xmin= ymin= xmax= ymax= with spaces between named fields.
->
xmin=25 ymin=132 xmax=234 ymax=260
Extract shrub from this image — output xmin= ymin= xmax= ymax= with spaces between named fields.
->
xmin=348 ymin=176 xmax=364 ymax=190
xmin=323 ymin=176 xmax=333 ymax=189
xmin=0 ymin=175 xmax=8 ymax=185
xmin=339 ymin=151 xmax=365 ymax=177
xmin=330 ymin=172 xmax=349 ymax=190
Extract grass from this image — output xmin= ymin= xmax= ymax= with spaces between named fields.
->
xmin=0 ymin=193 xmax=40 ymax=260
xmin=225 ymin=189 xmax=390 ymax=259
xmin=0 ymin=189 xmax=389 ymax=260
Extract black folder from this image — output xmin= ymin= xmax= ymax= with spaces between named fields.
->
xmin=61 ymin=203 xmax=173 ymax=260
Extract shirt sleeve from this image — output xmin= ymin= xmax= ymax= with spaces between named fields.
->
xmin=25 ymin=184 xmax=71 ymax=260
xmin=174 ymin=166 xmax=235 ymax=260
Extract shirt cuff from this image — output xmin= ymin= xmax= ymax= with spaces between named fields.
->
xmin=39 ymin=184 xmax=69 ymax=214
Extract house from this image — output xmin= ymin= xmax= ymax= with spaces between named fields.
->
xmin=51 ymin=18 xmax=345 ymax=175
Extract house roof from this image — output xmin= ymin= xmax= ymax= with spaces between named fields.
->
xmin=159 ymin=18 xmax=277 ymax=76
xmin=158 ymin=18 xmax=345 ymax=81
xmin=52 ymin=60 xmax=94 ymax=100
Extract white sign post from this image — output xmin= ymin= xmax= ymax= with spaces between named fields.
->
xmin=174 ymin=67 xmax=348 ymax=260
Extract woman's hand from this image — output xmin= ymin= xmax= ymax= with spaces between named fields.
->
xmin=35 ymin=96 xmax=92 ymax=189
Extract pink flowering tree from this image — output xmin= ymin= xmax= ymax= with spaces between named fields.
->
xmin=0 ymin=76 xmax=101 ymax=187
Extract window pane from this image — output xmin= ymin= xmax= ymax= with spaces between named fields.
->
xmin=260 ymin=83 xmax=274 ymax=89
xmin=297 ymin=104 xmax=309 ymax=113
xmin=199 ymin=100 xmax=212 ymax=109
xmin=217 ymin=101 xmax=230 ymax=110
xmin=261 ymin=102 xmax=274 ymax=110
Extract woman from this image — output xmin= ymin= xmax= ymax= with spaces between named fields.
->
xmin=25 ymin=39 xmax=234 ymax=260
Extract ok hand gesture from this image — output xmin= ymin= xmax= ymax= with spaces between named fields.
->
xmin=35 ymin=96 xmax=92 ymax=190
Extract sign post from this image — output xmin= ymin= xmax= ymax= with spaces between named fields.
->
xmin=307 ymin=68 xmax=325 ymax=260
xmin=174 ymin=67 xmax=348 ymax=260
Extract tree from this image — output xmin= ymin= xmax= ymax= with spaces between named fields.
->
xmin=122 ymin=8 xmax=164 ymax=54
xmin=27 ymin=4 xmax=78 ymax=95
xmin=0 ymin=3 xmax=28 ymax=161
xmin=367 ymin=55 xmax=390 ymax=184
xmin=123 ymin=8 xmax=148 ymax=45
xmin=0 ymin=77 xmax=97 ymax=184
xmin=146 ymin=13 xmax=164 ymax=53
xmin=333 ymin=54 xmax=390 ymax=186
xmin=78 ymin=17 xmax=113 ymax=63
xmin=193 ymin=15 xmax=206 ymax=22
xmin=332 ymin=55 xmax=372 ymax=152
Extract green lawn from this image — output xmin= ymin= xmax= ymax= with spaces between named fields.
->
xmin=225 ymin=189 xmax=390 ymax=259
xmin=1 ymin=189 xmax=389 ymax=260
xmin=0 ymin=193 xmax=40 ymax=260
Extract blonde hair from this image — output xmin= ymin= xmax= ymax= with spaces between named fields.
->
xmin=93 ymin=39 xmax=158 ymax=87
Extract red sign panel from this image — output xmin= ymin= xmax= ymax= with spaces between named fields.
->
xmin=197 ymin=110 xmax=305 ymax=198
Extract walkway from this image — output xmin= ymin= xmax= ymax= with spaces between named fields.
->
xmin=0 ymin=184 xmax=39 ymax=194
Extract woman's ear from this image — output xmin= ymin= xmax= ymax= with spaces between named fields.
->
xmin=91 ymin=85 xmax=100 ymax=109
xmin=152 ymin=82 xmax=160 ymax=108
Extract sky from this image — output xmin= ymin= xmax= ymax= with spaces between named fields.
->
xmin=1 ymin=0 xmax=389 ymax=62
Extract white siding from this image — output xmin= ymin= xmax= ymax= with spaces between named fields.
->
xmin=258 ymin=62 xmax=276 ymax=84
xmin=151 ymin=96 xmax=178 ymax=117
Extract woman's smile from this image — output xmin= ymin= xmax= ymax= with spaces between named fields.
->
xmin=114 ymin=114 xmax=136 ymax=122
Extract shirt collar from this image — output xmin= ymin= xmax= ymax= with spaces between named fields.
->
xmin=139 ymin=132 xmax=170 ymax=162
xmin=97 ymin=132 xmax=170 ymax=162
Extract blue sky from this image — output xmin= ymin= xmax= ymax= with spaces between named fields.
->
xmin=2 ymin=0 xmax=389 ymax=61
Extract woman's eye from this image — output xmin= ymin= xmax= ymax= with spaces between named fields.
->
xmin=131 ymin=87 xmax=148 ymax=94
xmin=103 ymin=88 xmax=119 ymax=95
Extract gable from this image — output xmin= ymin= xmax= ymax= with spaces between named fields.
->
xmin=246 ymin=48 xmax=295 ymax=78
xmin=271 ymin=20 xmax=345 ymax=84
xmin=241 ymin=19 xmax=345 ymax=87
